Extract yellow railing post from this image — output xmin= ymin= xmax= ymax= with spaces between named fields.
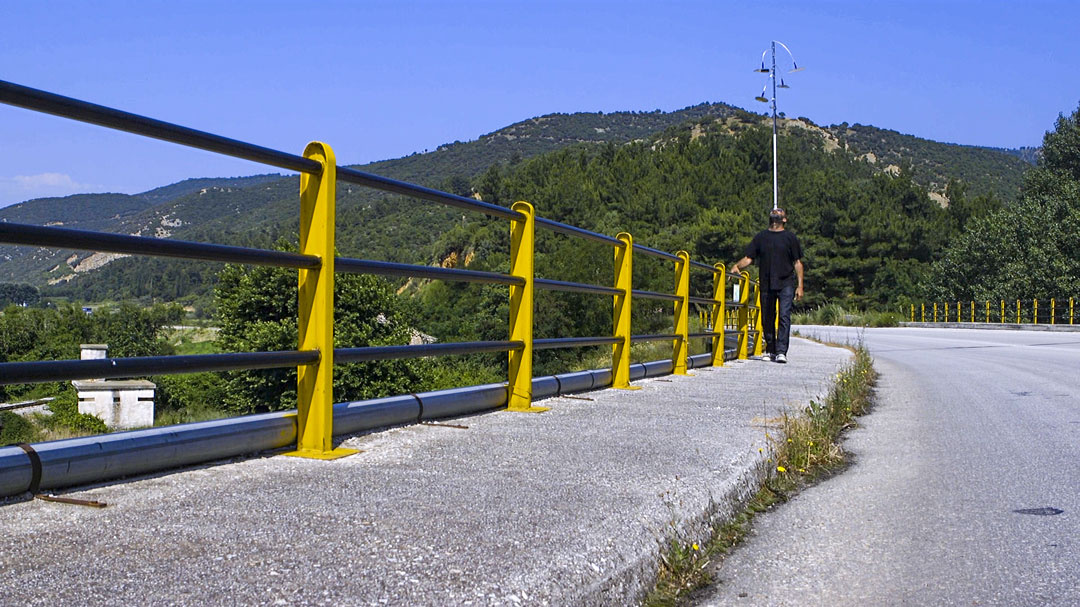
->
xmin=956 ymin=300 xmax=961 ymax=323
xmin=286 ymin=141 xmax=356 ymax=460
xmin=970 ymin=301 xmax=974 ymax=323
xmin=508 ymin=201 xmax=547 ymax=413
xmin=1017 ymin=299 xmax=1021 ymax=324
xmin=985 ymin=300 xmax=990 ymax=324
xmin=1071 ymin=297 xmax=1075 ymax=325
xmin=910 ymin=304 xmax=914 ymax=322
xmin=752 ymin=282 xmax=766 ymax=356
xmin=1034 ymin=298 xmax=1039 ymax=324
xmin=611 ymin=233 xmax=639 ymax=389
xmin=921 ymin=303 xmax=925 ymax=322
xmin=933 ymin=302 xmax=938 ymax=323
xmin=1051 ymin=298 xmax=1055 ymax=325
xmin=711 ymin=264 xmax=726 ymax=367
xmin=673 ymin=251 xmax=691 ymax=375
xmin=945 ymin=302 xmax=949 ymax=323
xmin=737 ymin=273 xmax=750 ymax=359
xmin=1000 ymin=299 xmax=1005 ymax=323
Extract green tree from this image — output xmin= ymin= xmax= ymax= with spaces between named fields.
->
xmin=214 ymin=245 xmax=431 ymax=414
xmin=931 ymin=101 xmax=1080 ymax=301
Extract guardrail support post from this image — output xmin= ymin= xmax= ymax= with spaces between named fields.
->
xmin=612 ymin=233 xmax=639 ymax=389
xmin=508 ymin=201 xmax=547 ymax=413
xmin=1071 ymin=297 xmax=1074 ymax=325
xmin=711 ymin=265 xmax=726 ymax=366
xmin=1001 ymin=300 xmax=1004 ymax=323
xmin=933 ymin=302 xmax=938 ymax=323
xmin=1051 ymin=298 xmax=1055 ymax=325
xmin=752 ymin=283 xmax=765 ymax=356
xmin=1034 ymin=299 xmax=1038 ymax=324
xmin=737 ymin=273 xmax=750 ymax=359
xmin=921 ymin=303 xmax=925 ymax=322
xmin=673 ymin=251 xmax=691 ymax=375
xmin=285 ymin=142 xmax=357 ymax=460
xmin=1017 ymin=299 xmax=1021 ymax=324
xmin=986 ymin=300 xmax=990 ymax=323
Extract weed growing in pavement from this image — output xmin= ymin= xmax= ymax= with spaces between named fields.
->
xmin=644 ymin=344 xmax=877 ymax=607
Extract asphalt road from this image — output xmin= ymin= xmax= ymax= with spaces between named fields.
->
xmin=696 ymin=326 xmax=1080 ymax=606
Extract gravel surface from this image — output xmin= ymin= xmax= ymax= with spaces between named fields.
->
xmin=0 ymin=339 xmax=849 ymax=606
xmin=696 ymin=326 xmax=1080 ymax=606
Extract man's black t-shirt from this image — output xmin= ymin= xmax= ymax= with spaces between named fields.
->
xmin=744 ymin=229 xmax=802 ymax=291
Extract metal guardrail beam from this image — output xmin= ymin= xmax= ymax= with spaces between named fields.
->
xmin=632 ymin=289 xmax=681 ymax=302
xmin=335 ymin=341 xmax=522 ymax=363
xmin=533 ymin=336 xmax=620 ymax=350
xmin=535 ymin=278 xmax=621 ymax=296
xmin=0 ymin=351 xmax=319 ymax=385
xmin=632 ymin=243 xmax=681 ymax=262
xmin=535 ymin=217 xmax=624 ymax=247
xmin=630 ymin=333 xmax=680 ymax=343
xmin=336 ymin=167 xmax=523 ymax=222
xmin=0 ymin=222 xmax=320 ymax=269
xmin=0 ymin=80 xmax=320 ymax=174
xmin=336 ymin=257 xmax=523 ymax=285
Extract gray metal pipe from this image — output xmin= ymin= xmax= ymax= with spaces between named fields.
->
xmin=0 ymin=355 xmax=720 ymax=498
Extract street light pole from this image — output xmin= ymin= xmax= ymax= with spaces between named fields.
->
xmin=755 ymin=41 xmax=803 ymax=211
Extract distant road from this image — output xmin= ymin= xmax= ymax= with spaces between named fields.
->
xmin=696 ymin=327 xmax=1080 ymax=606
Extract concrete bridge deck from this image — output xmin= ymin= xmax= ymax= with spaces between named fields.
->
xmin=0 ymin=338 xmax=850 ymax=607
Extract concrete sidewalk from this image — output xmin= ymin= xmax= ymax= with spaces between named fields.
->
xmin=0 ymin=339 xmax=851 ymax=607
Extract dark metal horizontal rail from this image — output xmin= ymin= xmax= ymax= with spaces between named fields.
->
xmin=632 ymin=243 xmax=681 ymax=262
xmin=632 ymin=289 xmax=680 ymax=302
xmin=535 ymin=217 xmax=624 ymax=247
xmin=533 ymin=337 xmax=620 ymax=350
xmin=688 ymin=296 xmax=722 ymax=306
xmin=687 ymin=332 xmax=720 ymax=339
xmin=0 ymin=80 xmax=319 ymax=174
xmin=335 ymin=341 xmax=521 ymax=363
xmin=336 ymin=257 xmax=522 ymax=285
xmin=337 ymin=167 xmax=522 ymax=222
xmin=689 ymin=260 xmax=719 ymax=272
xmin=630 ymin=333 xmax=680 ymax=343
xmin=0 ymin=351 xmax=319 ymax=386
xmin=535 ymin=278 xmax=621 ymax=296
xmin=0 ymin=222 xmax=319 ymax=269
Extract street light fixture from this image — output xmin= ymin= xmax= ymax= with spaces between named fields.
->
xmin=754 ymin=40 xmax=804 ymax=210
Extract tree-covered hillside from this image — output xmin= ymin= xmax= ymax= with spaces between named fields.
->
xmin=825 ymin=122 xmax=1031 ymax=203
xmin=2 ymin=102 xmax=1030 ymax=312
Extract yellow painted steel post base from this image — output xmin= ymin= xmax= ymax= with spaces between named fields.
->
xmin=672 ymin=251 xmax=692 ymax=376
xmin=612 ymin=232 xmax=640 ymax=390
xmin=285 ymin=141 xmax=357 ymax=461
xmin=507 ymin=201 xmax=549 ymax=413
xmin=283 ymin=446 xmax=360 ymax=460
xmin=710 ymin=263 xmax=726 ymax=367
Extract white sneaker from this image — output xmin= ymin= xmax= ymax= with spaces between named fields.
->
xmin=775 ymin=353 xmax=787 ymax=364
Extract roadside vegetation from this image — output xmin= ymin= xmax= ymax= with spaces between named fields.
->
xmin=793 ymin=304 xmax=904 ymax=327
xmin=645 ymin=344 xmax=876 ymax=607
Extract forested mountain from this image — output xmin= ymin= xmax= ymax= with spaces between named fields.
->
xmin=1 ymin=103 xmax=745 ymax=291
xmin=821 ymin=122 xmax=1031 ymax=203
xmin=1 ymin=102 xmax=1030 ymax=313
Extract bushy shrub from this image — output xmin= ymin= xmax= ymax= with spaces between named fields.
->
xmin=0 ymin=411 xmax=39 ymax=446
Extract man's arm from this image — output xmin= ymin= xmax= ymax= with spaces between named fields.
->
xmin=794 ymin=259 xmax=804 ymax=301
xmin=730 ymin=256 xmax=752 ymax=277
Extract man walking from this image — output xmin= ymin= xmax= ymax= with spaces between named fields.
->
xmin=730 ymin=207 xmax=804 ymax=363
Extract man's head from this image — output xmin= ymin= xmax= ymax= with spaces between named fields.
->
xmin=769 ymin=207 xmax=787 ymax=228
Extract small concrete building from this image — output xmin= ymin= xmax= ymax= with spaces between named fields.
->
xmin=74 ymin=344 xmax=156 ymax=430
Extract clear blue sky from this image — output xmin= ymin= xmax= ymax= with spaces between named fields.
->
xmin=2 ymin=0 xmax=1078 ymax=207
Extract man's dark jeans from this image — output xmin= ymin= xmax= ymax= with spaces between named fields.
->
xmin=761 ymin=284 xmax=795 ymax=356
